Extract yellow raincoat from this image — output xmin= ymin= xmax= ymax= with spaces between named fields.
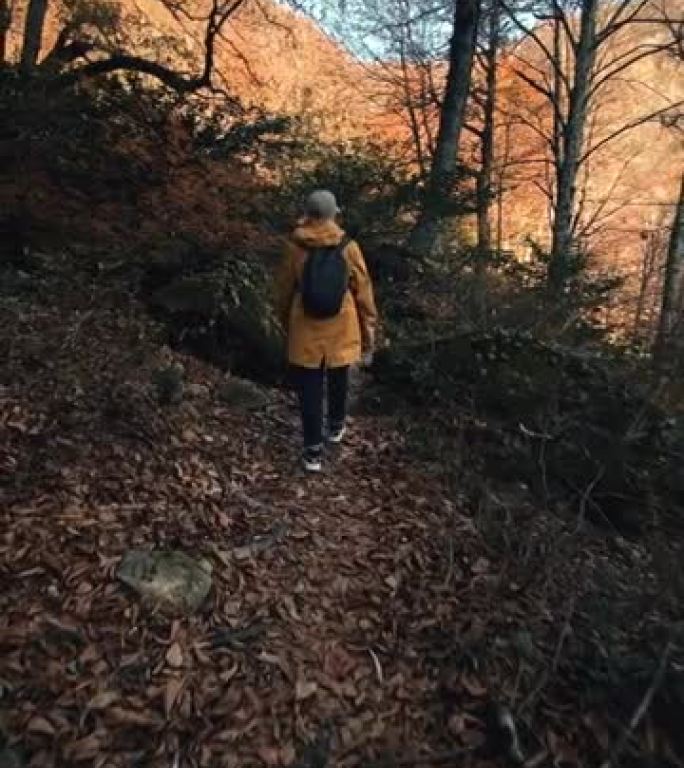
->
xmin=276 ymin=219 xmax=378 ymax=369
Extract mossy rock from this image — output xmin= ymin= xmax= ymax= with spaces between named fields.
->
xmin=117 ymin=550 xmax=213 ymax=615
xmin=217 ymin=375 xmax=271 ymax=410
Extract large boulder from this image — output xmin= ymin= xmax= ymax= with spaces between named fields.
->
xmin=117 ymin=550 xmax=213 ymax=615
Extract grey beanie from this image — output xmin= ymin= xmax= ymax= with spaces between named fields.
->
xmin=305 ymin=189 xmax=340 ymax=220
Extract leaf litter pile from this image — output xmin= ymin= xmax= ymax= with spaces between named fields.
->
xmin=1 ymin=269 xmax=683 ymax=768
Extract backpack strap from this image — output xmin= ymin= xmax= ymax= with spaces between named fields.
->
xmin=337 ymin=235 xmax=353 ymax=289
xmin=336 ymin=234 xmax=352 ymax=252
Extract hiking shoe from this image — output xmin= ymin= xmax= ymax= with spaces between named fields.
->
xmin=327 ymin=425 xmax=347 ymax=445
xmin=303 ymin=447 xmax=323 ymax=473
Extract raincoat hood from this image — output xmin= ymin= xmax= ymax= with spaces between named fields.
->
xmin=291 ymin=218 xmax=345 ymax=249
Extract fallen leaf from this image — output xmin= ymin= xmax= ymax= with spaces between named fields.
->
xmin=583 ymin=713 xmax=611 ymax=750
xmin=460 ymin=728 xmax=486 ymax=748
xmin=384 ymin=574 xmax=399 ymax=590
xmin=79 ymin=645 xmax=101 ymax=664
xmin=166 ymin=642 xmax=183 ymax=669
xmin=461 ymin=674 xmax=488 ymax=697
xmin=257 ymin=746 xmax=281 ymax=766
xmin=280 ymin=743 xmax=296 ymax=765
xmin=106 ymin=707 xmax=159 ymax=727
xmin=87 ymin=691 xmax=119 ymax=710
xmin=64 ymin=734 xmax=101 ymax=762
xmin=323 ymin=643 xmax=356 ymax=680
xmin=448 ymin=713 xmax=466 ymax=736
xmin=232 ymin=545 xmax=253 ymax=561
xmin=26 ymin=716 xmax=55 ymax=736
xmin=258 ymin=651 xmax=292 ymax=681
xmin=164 ymin=677 xmax=184 ymax=717
xmin=295 ymin=679 xmax=318 ymax=701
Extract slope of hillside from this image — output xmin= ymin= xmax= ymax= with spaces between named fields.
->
xmin=497 ymin=14 xmax=683 ymax=331
xmin=6 ymin=0 xmax=381 ymax=140
xmin=5 ymin=0 xmax=682 ymax=325
xmin=2 ymin=238 xmax=683 ymax=767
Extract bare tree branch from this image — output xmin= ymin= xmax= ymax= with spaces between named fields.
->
xmin=512 ymin=66 xmax=568 ymax=137
xmin=499 ymin=0 xmax=571 ymax=89
xmin=52 ymin=0 xmax=246 ymax=92
xmin=590 ymin=41 xmax=677 ymax=97
xmin=581 ymin=99 xmax=684 ymax=164
xmin=596 ymin=0 xmax=658 ymax=44
xmin=498 ymin=105 xmax=556 ymax=150
xmin=537 ymin=1 xmax=579 ymax=50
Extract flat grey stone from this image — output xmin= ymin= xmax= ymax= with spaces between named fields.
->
xmin=117 ymin=550 xmax=212 ymax=615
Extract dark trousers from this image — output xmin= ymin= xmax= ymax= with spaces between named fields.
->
xmin=292 ymin=365 xmax=349 ymax=450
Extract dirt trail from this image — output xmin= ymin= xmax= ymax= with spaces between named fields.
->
xmin=4 ymin=275 xmax=680 ymax=767
xmin=0 ymin=293 xmax=492 ymax=768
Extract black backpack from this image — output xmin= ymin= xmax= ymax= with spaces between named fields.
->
xmin=300 ymin=235 xmax=351 ymax=319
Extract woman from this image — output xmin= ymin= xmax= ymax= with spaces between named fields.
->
xmin=277 ymin=189 xmax=378 ymax=472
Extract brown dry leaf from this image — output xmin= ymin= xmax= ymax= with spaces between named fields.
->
xmin=323 ymin=643 xmax=356 ymax=680
xmin=79 ymin=645 xmax=101 ymax=664
xmin=295 ymin=679 xmax=318 ymax=701
xmin=87 ymin=691 xmax=119 ymax=710
xmin=384 ymin=574 xmax=399 ymax=591
xmin=280 ymin=743 xmax=296 ymax=765
xmin=169 ymin=619 xmax=181 ymax=642
xmin=218 ymin=662 xmax=240 ymax=683
xmin=314 ymin=670 xmax=357 ymax=700
xmin=258 ymin=651 xmax=293 ymax=681
xmin=461 ymin=674 xmax=488 ymax=697
xmin=208 ymin=544 xmax=233 ymax=568
xmin=460 ymin=728 xmax=486 ymax=749
xmin=64 ymin=734 xmax=101 ymax=762
xmin=106 ymin=707 xmax=159 ymax=727
xmin=546 ymin=729 xmax=579 ymax=766
xmin=447 ymin=712 xmax=466 ymax=736
xmin=166 ymin=642 xmax=183 ymax=669
xmin=281 ymin=595 xmax=302 ymax=621
xmin=164 ymin=677 xmax=184 ymax=718
xmin=257 ymin=746 xmax=281 ymax=766
xmin=583 ymin=713 xmax=611 ymax=750
xmin=26 ymin=716 xmax=56 ymax=736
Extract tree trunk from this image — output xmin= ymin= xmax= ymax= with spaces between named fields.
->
xmin=654 ymin=176 xmax=684 ymax=371
xmin=0 ymin=0 xmax=11 ymax=66
xmin=633 ymin=230 xmax=659 ymax=340
xmin=476 ymin=3 xmax=499 ymax=258
xmin=21 ymin=0 xmax=49 ymax=73
xmin=399 ymin=40 xmax=428 ymax=177
xmin=408 ymin=0 xmax=480 ymax=256
xmin=548 ymin=0 xmax=598 ymax=293
xmin=474 ymin=1 xmax=500 ymax=323
xmin=496 ymin=119 xmax=512 ymax=253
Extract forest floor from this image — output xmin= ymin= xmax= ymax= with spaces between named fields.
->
xmin=0 ymin=258 xmax=680 ymax=768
